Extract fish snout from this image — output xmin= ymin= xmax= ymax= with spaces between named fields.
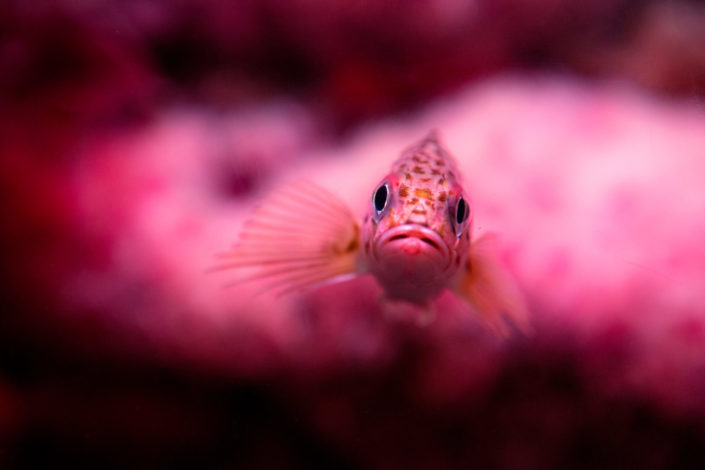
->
xmin=367 ymin=224 xmax=455 ymax=302
xmin=375 ymin=224 xmax=450 ymax=261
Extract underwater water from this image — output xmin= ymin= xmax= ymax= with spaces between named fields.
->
xmin=2 ymin=1 xmax=705 ymax=468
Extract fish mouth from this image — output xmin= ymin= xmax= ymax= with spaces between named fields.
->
xmin=376 ymin=224 xmax=450 ymax=260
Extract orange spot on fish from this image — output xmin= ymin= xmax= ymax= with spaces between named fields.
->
xmin=414 ymin=187 xmax=434 ymax=200
xmin=412 ymin=166 xmax=425 ymax=174
xmin=398 ymin=184 xmax=410 ymax=198
xmin=438 ymin=191 xmax=447 ymax=202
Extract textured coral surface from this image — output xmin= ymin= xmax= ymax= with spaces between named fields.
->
xmin=2 ymin=1 xmax=705 ymax=468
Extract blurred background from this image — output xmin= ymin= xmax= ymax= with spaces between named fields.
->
xmin=2 ymin=0 xmax=705 ymax=468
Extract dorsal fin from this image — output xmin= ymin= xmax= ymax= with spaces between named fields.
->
xmin=424 ymin=128 xmax=441 ymax=143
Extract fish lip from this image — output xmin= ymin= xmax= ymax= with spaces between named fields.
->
xmin=376 ymin=224 xmax=450 ymax=260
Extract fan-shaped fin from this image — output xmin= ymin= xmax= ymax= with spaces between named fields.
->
xmin=452 ymin=233 xmax=532 ymax=337
xmin=212 ymin=180 xmax=361 ymax=295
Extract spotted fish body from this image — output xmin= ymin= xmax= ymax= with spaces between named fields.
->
xmin=215 ymin=131 xmax=529 ymax=335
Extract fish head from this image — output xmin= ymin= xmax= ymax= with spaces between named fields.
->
xmin=360 ymin=134 xmax=473 ymax=303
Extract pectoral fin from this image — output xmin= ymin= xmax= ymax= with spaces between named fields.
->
xmin=452 ymin=233 xmax=532 ymax=337
xmin=212 ymin=180 xmax=361 ymax=295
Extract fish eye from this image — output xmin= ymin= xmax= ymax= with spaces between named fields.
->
xmin=453 ymin=196 xmax=470 ymax=236
xmin=373 ymin=183 xmax=390 ymax=214
xmin=456 ymin=197 xmax=469 ymax=224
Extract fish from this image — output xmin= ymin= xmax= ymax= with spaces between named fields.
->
xmin=214 ymin=131 xmax=530 ymax=335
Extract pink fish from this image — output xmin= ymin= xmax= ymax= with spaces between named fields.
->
xmin=215 ymin=131 xmax=529 ymax=335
